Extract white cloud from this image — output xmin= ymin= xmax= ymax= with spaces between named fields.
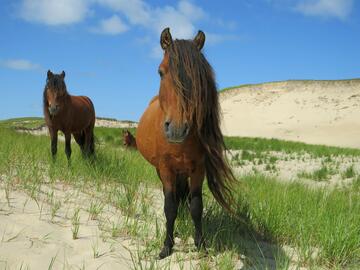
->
xmin=95 ymin=0 xmax=211 ymax=56
xmin=91 ymin=15 xmax=129 ymax=35
xmin=17 ymin=0 xmax=236 ymax=56
xmin=1 ymin=59 xmax=41 ymax=70
xmin=205 ymin=33 xmax=241 ymax=45
xmin=177 ymin=0 xmax=206 ymax=21
xmin=295 ymin=0 xmax=353 ymax=19
xmin=95 ymin=0 xmax=151 ymax=25
xmin=19 ymin=0 xmax=89 ymax=25
xmin=96 ymin=0 xmax=206 ymax=39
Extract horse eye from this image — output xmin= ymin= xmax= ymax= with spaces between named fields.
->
xmin=158 ymin=69 xmax=164 ymax=79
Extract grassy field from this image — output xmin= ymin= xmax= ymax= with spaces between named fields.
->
xmin=0 ymin=118 xmax=359 ymax=269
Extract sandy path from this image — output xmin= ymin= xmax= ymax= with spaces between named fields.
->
xmin=220 ymin=80 xmax=360 ymax=149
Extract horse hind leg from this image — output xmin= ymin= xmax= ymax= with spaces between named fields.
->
xmin=64 ymin=132 xmax=72 ymax=162
xmin=73 ymin=132 xmax=85 ymax=153
xmin=88 ymin=131 xmax=95 ymax=155
xmin=84 ymin=126 xmax=95 ymax=157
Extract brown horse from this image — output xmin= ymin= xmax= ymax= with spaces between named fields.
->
xmin=122 ymin=130 xmax=137 ymax=149
xmin=136 ymin=28 xmax=236 ymax=259
xmin=43 ymin=70 xmax=95 ymax=160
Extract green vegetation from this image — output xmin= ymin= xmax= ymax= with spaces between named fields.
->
xmin=233 ymin=175 xmax=360 ymax=267
xmin=0 ymin=127 xmax=158 ymax=188
xmin=0 ymin=118 xmax=359 ymax=269
xmin=0 ymin=117 xmax=45 ymax=129
xmin=95 ymin=126 xmax=136 ymax=147
xmin=342 ymin=165 xmax=356 ymax=179
xmin=298 ymin=166 xmax=336 ymax=182
xmin=225 ymin=136 xmax=360 ymax=157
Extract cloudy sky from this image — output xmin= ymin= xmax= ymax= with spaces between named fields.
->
xmin=1 ymin=0 xmax=359 ymax=120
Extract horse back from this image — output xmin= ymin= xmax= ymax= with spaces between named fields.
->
xmin=67 ymin=95 xmax=95 ymax=131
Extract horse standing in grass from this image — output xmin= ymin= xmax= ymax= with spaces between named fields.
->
xmin=43 ymin=70 xmax=95 ymax=160
xmin=136 ymin=28 xmax=236 ymax=259
xmin=122 ymin=130 xmax=137 ymax=149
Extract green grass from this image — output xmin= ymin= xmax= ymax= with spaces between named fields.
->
xmin=225 ymin=136 xmax=360 ymax=157
xmin=95 ymin=126 xmax=136 ymax=147
xmin=342 ymin=165 xmax=356 ymax=179
xmin=0 ymin=117 xmax=45 ymax=129
xmin=1 ymin=123 xmax=360 ymax=268
xmin=298 ymin=166 xmax=336 ymax=182
xmin=201 ymin=175 xmax=360 ymax=268
xmin=0 ymin=127 xmax=158 ymax=188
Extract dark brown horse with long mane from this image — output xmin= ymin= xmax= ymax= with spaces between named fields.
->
xmin=43 ymin=70 xmax=95 ymax=160
xmin=136 ymin=28 xmax=236 ymax=259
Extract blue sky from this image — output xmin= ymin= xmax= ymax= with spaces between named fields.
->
xmin=0 ymin=0 xmax=359 ymax=121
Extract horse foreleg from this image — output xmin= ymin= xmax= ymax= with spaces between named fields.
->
xmin=190 ymin=168 xmax=206 ymax=251
xmin=64 ymin=133 xmax=72 ymax=161
xmin=158 ymin=168 xmax=178 ymax=259
xmin=49 ymin=128 xmax=58 ymax=159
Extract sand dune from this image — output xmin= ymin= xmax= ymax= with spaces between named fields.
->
xmin=220 ymin=79 xmax=360 ymax=149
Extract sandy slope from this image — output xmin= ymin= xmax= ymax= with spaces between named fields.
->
xmin=220 ymin=80 xmax=360 ymax=149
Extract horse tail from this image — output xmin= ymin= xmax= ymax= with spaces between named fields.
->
xmin=204 ymin=146 xmax=237 ymax=214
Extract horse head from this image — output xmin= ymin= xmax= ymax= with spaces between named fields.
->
xmin=44 ymin=70 xmax=67 ymax=116
xmin=158 ymin=28 xmax=207 ymax=144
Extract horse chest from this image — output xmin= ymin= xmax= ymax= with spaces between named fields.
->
xmin=159 ymin=152 xmax=199 ymax=174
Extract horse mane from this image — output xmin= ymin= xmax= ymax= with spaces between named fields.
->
xmin=43 ymin=74 xmax=69 ymax=115
xmin=167 ymin=39 xmax=237 ymax=212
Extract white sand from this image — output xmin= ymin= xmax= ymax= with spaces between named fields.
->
xmin=0 ymin=183 xmax=133 ymax=270
xmin=220 ymin=80 xmax=360 ymax=149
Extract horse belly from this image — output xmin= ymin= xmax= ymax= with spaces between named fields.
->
xmin=136 ymin=102 xmax=161 ymax=167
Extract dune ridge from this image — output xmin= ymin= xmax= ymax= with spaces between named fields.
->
xmin=220 ymin=79 xmax=360 ymax=149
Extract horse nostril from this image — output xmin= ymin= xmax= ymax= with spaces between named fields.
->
xmin=164 ymin=121 xmax=170 ymax=132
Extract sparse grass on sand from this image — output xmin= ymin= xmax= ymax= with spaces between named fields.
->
xmin=0 ymin=119 xmax=359 ymax=269
xmin=225 ymin=136 xmax=360 ymax=157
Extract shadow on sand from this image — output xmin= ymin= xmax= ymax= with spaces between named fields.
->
xmin=203 ymin=201 xmax=290 ymax=270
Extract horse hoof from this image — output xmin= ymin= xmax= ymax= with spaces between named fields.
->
xmin=158 ymin=246 xmax=172 ymax=259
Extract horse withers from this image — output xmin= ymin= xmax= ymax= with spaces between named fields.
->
xmin=43 ymin=70 xmax=95 ymax=160
xmin=136 ymin=28 xmax=236 ymax=259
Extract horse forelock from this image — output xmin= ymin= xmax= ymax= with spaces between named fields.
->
xmin=167 ymin=39 xmax=219 ymax=141
xmin=43 ymin=75 xmax=68 ymax=107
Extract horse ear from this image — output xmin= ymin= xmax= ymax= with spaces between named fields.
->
xmin=193 ymin=30 xmax=205 ymax=50
xmin=60 ymin=71 xmax=65 ymax=79
xmin=160 ymin=27 xmax=172 ymax=50
xmin=47 ymin=70 xmax=53 ymax=79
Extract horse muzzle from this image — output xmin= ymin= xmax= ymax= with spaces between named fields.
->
xmin=48 ymin=105 xmax=59 ymax=116
xmin=164 ymin=120 xmax=190 ymax=144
